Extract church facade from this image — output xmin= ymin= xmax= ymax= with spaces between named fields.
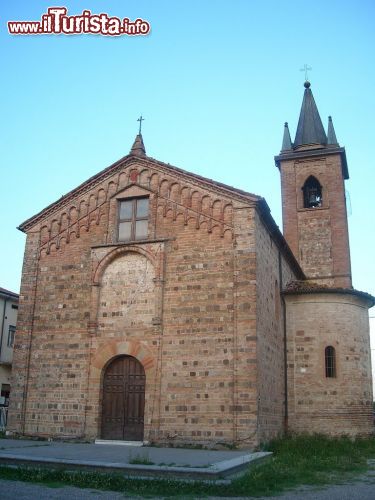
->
xmin=7 ymin=83 xmax=374 ymax=446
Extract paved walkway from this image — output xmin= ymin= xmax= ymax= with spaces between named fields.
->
xmin=0 ymin=438 xmax=269 ymax=481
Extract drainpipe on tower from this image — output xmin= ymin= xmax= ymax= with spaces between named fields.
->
xmin=0 ymin=297 xmax=8 ymax=361
xmin=278 ymin=251 xmax=288 ymax=433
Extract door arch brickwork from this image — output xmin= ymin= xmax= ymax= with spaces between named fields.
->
xmin=84 ymin=339 xmax=158 ymax=441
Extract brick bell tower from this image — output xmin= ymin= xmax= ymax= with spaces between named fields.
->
xmin=275 ymin=81 xmax=352 ymax=288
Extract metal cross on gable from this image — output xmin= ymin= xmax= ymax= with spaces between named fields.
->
xmin=137 ymin=115 xmax=144 ymax=134
xmin=300 ymin=64 xmax=312 ymax=81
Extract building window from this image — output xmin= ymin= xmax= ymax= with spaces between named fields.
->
xmin=303 ymin=176 xmax=322 ymax=208
xmin=325 ymin=346 xmax=336 ymax=378
xmin=1 ymin=383 xmax=10 ymax=407
xmin=7 ymin=325 xmax=16 ymax=347
xmin=118 ymin=197 xmax=149 ymax=242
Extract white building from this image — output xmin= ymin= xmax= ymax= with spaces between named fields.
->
xmin=0 ymin=287 xmax=19 ymax=414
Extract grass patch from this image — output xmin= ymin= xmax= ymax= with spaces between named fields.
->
xmin=0 ymin=434 xmax=374 ymax=497
xmin=128 ymin=451 xmax=155 ymax=465
xmin=232 ymin=433 xmax=375 ymax=496
xmin=128 ymin=457 xmax=155 ymax=465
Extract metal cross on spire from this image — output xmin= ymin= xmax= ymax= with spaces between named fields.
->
xmin=300 ymin=64 xmax=312 ymax=82
xmin=137 ymin=115 xmax=144 ymax=134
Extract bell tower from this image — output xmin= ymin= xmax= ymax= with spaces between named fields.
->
xmin=275 ymin=82 xmax=352 ymax=288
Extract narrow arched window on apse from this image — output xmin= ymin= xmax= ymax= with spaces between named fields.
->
xmin=303 ymin=176 xmax=322 ymax=208
xmin=325 ymin=346 xmax=336 ymax=378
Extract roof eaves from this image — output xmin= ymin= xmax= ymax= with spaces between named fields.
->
xmin=144 ymin=156 xmax=262 ymax=202
xmin=274 ymin=146 xmax=349 ymax=179
xmin=18 ymin=154 xmax=134 ymax=232
xmin=255 ymin=199 xmax=305 ymax=280
xmin=0 ymin=287 xmax=19 ymax=299
xmin=283 ymin=284 xmax=375 ymax=307
xmin=19 ymin=154 xmax=262 ymax=233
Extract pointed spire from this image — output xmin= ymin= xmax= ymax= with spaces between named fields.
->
xmin=327 ymin=116 xmax=339 ymax=146
xmin=281 ymin=122 xmax=293 ymax=151
xmin=294 ymin=81 xmax=327 ymax=148
xmin=130 ymin=133 xmax=146 ymax=157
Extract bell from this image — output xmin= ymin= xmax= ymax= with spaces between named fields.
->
xmin=309 ymin=193 xmax=318 ymax=206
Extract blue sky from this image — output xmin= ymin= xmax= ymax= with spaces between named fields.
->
xmin=1 ymin=1 xmax=374 ymax=334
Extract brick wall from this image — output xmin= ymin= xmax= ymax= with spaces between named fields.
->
xmin=285 ymin=292 xmax=373 ymax=435
xmin=9 ymin=221 xmax=105 ymax=436
xmin=9 ymin=156 xmax=274 ymax=446
xmin=7 ymin=230 xmax=40 ymax=433
xmin=9 ymin=152 xmax=367 ymax=444
xmin=279 ymin=153 xmax=351 ymax=287
xmin=255 ymin=211 xmax=298 ymax=441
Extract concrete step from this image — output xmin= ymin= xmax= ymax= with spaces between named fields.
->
xmin=94 ymin=439 xmax=144 ymax=446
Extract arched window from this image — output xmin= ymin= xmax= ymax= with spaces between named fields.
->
xmin=303 ymin=176 xmax=322 ymax=208
xmin=325 ymin=346 xmax=336 ymax=378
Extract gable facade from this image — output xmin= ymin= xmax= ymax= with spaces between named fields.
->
xmin=8 ymin=153 xmax=302 ymax=446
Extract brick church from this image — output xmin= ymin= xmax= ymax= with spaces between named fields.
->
xmin=8 ymin=82 xmax=374 ymax=446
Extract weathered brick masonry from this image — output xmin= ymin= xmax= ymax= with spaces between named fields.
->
xmin=8 ymin=150 xmax=302 ymax=446
xmin=275 ymin=81 xmax=374 ymax=436
xmin=8 ymin=82 xmax=374 ymax=444
xmin=279 ymin=152 xmax=351 ymax=288
xmin=284 ymin=290 xmax=373 ymax=435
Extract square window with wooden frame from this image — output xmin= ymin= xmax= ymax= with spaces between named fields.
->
xmin=118 ymin=197 xmax=149 ymax=242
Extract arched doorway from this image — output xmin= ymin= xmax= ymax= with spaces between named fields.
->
xmin=101 ymin=355 xmax=145 ymax=441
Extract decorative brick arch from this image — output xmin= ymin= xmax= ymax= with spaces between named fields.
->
xmin=85 ymin=339 xmax=158 ymax=441
xmin=91 ymin=339 xmax=155 ymax=375
xmin=89 ymin=245 xmax=163 ymax=335
xmin=93 ymin=245 xmax=158 ymax=285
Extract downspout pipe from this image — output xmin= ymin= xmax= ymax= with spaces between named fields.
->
xmin=0 ymin=298 xmax=7 ymax=361
xmin=282 ymin=295 xmax=288 ymax=432
xmin=278 ymin=251 xmax=288 ymax=433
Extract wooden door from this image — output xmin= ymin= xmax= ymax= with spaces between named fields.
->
xmin=101 ymin=356 xmax=145 ymax=441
